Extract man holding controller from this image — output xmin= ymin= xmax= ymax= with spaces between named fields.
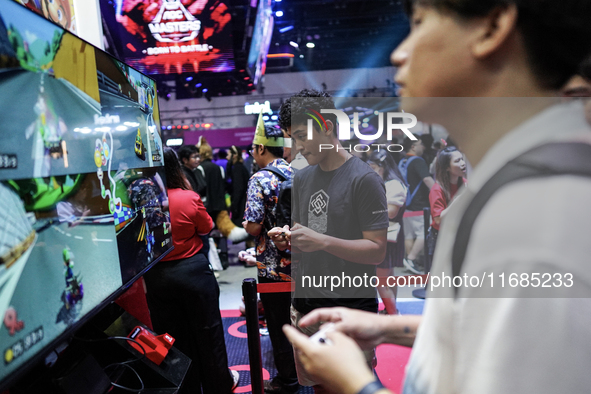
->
xmin=272 ymin=89 xmax=389 ymax=393
xmin=272 ymin=0 xmax=591 ymax=393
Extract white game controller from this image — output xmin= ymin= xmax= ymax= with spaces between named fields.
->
xmin=309 ymin=323 xmax=335 ymax=345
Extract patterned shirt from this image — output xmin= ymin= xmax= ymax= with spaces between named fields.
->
xmin=244 ymin=158 xmax=294 ymax=281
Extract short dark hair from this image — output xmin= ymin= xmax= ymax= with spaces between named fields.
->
xmin=419 ymin=134 xmax=434 ymax=149
xmin=403 ymin=137 xmax=419 ymax=152
xmin=278 ymin=89 xmax=338 ymax=136
xmin=403 ymin=0 xmax=591 ymax=90
xmin=263 ymin=125 xmax=284 ymax=158
xmin=177 ymin=144 xmax=198 ymax=163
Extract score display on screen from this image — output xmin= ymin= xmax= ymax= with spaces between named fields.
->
xmin=0 ymin=0 xmax=172 ymax=389
xmin=100 ymin=0 xmax=235 ymax=75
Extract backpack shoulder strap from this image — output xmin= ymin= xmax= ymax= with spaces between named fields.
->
xmin=451 ymin=142 xmax=591 ymax=295
xmin=401 ymin=155 xmax=419 ymax=167
xmin=262 ymin=165 xmax=288 ymax=181
xmin=401 ymin=156 xmax=421 ymax=203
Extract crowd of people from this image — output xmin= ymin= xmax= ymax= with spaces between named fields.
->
xmin=141 ymin=0 xmax=591 ymax=393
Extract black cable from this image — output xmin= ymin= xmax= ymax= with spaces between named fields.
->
xmin=104 ymin=363 xmax=145 ymax=393
xmin=106 ymin=336 xmax=147 ymax=365
xmin=72 ymin=335 xmax=148 ymax=392
xmin=71 ymin=335 xmax=147 ymax=364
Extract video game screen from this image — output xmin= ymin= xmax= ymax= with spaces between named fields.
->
xmin=0 ymin=0 xmax=172 ymax=389
xmin=100 ymin=0 xmax=235 ymax=75
xmin=247 ymin=0 xmax=274 ymax=86
xmin=14 ymin=0 xmax=77 ymax=34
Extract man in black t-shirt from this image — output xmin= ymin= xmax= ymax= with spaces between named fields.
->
xmin=400 ymin=137 xmax=434 ymax=274
xmin=275 ymin=89 xmax=389 ymax=392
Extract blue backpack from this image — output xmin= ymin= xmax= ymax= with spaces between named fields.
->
xmin=398 ymin=156 xmax=421 ymax=206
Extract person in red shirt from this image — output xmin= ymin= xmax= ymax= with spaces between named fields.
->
xmin=427 ymin=146 xmax=467 ymax=257
xmin=143 ymin=148 xmax=238 ymax=394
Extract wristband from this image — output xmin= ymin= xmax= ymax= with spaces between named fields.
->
xmin=356 ymin=380 xmax=386 ymax=394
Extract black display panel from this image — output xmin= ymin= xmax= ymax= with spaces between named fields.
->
xmin=0 ymin=1 xmax=172 ymax=389
xmin=247 ymin=0 xmax=274 ymax=86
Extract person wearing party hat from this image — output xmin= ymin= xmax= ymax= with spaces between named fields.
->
xmin=243 ymin=111 xmax=299 ymax=394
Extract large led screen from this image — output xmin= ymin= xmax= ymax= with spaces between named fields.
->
xmin=100 ymin=0 xmax=235 ymax=75
xmin=0 ymin=0 xmax=172 ymax=389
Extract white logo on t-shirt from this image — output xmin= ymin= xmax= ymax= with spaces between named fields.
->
xmin=309 ymin=190 xmax=329 ymax=234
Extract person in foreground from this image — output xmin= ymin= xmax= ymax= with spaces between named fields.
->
xmin=283 ymin=0 xmax=591 ymax=393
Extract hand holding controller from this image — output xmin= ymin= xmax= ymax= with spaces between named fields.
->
xmin=309 ymin=323 xmax=335 ymax=345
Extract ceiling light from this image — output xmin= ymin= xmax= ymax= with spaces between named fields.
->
xmin=289 ymin=41 xmax=298 ymax=48
xmin=276 ymin=11 xmax=283 ymax=17
xmin=306 ymin=42 xmax=315 ymax=48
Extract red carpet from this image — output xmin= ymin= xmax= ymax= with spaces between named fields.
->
xmin=222 ymin=299 xmax=423 ymax=393
xmin=376 ymin=344 xmax=412 ymax=393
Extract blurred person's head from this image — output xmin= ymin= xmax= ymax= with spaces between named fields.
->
xmin=178 ymin=145 xmax=200 ymax=169
xmin=420 ymin=134 xmax=434 ymax=150
xmin=163 ymin=148 xmax=190 ymax=190
xmin=392 ymin=0 xmax=591 ymax=97
xmin=229 ymin=146 xmax=244 ymax=164
xmin=435 ymin=146 xmax=466 ymax=203
xmin=403 ymin=137 xmax=425 ymax=156
xmin=367 ymin=150 xmax=404 ymax=183
xmin=198 ymin=138 xmax=213 ymax=161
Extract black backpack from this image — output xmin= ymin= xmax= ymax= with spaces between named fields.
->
xmin=261 ymin=165 xmax=293 ymax=229
xmin=451 ymin=142 xmax=591 ymax=296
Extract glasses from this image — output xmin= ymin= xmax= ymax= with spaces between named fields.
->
xmin=248 ymin=145 xmax=257 ymax=156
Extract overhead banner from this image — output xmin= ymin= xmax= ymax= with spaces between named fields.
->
xmin=100 ymin=0 xmax=235 ymax=75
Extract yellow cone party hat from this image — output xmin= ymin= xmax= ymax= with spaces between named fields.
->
xmin=252 ymin=110 xmax=284 ymax=147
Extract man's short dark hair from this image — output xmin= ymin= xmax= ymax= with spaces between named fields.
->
xmin=403 ymin=137 xmax=418 ymax=152
xmin=263 ymin=125 xmax=284 ymax=158
xmin=403 ymin=0 xmax=591 ymax=90
xmin=419 ymin=134 xmax=434 ymax=149
xmin=278 ymin=89 xmax=338 ymax=136
xmin=178 ymin=144 xmax=198 ymax=163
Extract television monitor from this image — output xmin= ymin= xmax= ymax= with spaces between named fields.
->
xmin=0 ymin=0 xmax=172 ymax=390
xmin=247 ymin=0 xmax=274 ymax=86
xmin=100 ymin=0 xmax=235 ymax=75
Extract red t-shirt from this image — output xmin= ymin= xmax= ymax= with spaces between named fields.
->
xmin=429 ymin=182 xmax=459 ymax=231
xmin=162 ymin=188 xmax=213 ymax=261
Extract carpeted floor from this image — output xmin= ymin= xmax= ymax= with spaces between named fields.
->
xmin=223 ymin=299 xmax=424 ymax=394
